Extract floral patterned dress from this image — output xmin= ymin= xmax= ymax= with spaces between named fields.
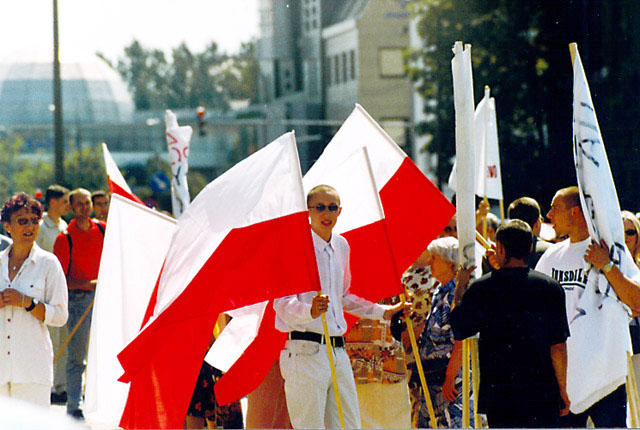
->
xmin=401 ymin=265 xmax=437 ymax=427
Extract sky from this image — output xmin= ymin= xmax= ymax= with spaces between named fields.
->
xmin=0 ymin=0 xmax=259 ymax=62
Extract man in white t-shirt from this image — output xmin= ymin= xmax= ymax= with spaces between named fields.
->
xmin=536 ymin=186 xmax=640 ymax=427
xmin=35 ymin=184 xmax=70 ymax=405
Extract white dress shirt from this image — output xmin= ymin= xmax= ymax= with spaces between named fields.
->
xmin=36 ymin=214 xmax=68 ymax=253
xmin=274 ymin=230 xmax=389 ymax=336
xmin=0 ymin=243 xmax=68 ymax=385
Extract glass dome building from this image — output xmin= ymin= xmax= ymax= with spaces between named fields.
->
xmin=0 ymin=49 xmax=134 ymax=126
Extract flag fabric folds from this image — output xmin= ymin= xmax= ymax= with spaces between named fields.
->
xmin=568 ymin=45 xmax=639 ymax=413
xmin=85 ymin=195 xmax=177 ymax=427
xmin=117 ymin=132 xmax=321 ymax=429
xmin=211 ymin=105 xmax=454 ymax=405
xmin=165 ymin=110 xmax=193 ymax=218
xmin=102 ymin=143 xmax=143 ymax=204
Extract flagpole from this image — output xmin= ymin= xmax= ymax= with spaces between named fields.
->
xmin=499 ymin=199 xmax=505 ymax=223
xmin=470 ymin=338 xmax=481 ymax=427
xmin=627 ymin=352 xmax=640 ymax=427
xmin=359 ymin=147 xmax=439 ymax=428
xmin=55 ymin=298 xmax=94 ymax=364
xmin=317 ymin=292 xmax=345 ymax=429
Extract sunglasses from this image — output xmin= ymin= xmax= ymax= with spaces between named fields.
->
xmin=15 ymin=218 xmax=40 ymax=226
xmin=625 ymin=229 xmax=638 ymax=237
xmin=310 ymin=204 xmax=340 ymax=212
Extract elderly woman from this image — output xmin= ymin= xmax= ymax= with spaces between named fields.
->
xmin=0 ymin=193 xmax=68 ymax=406
xmin=417 ymin=236 xmax=472 ymax=428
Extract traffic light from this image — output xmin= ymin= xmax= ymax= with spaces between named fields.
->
xmin=197 ymin=106 xmax=206 ymax=136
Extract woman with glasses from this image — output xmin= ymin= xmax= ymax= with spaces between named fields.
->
xmin=622 ymin=210 xmax=640 ymax=353
xmin=0 ymin=193 xmax=68 ymax=406
xmin=622 ymin=211 xmax=640 ymax=268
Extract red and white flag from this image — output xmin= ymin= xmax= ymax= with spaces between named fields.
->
xmin=117 ymin=132 xmax=320 ymax=429
xmin=210 ymin=105 xmax=454 ymax=405
xmin=102 ymin=143 xmax=143 ymax=204
xmin=85 ymin=195 xmax=177 ymax=427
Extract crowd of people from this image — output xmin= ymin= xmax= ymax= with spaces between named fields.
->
xmin=1 ymin=180 xmax=640 ymax=430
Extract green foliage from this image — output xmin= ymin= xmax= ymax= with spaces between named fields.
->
xmin=409 ymin=0 xmax=640 ymax=211
xmin=114 ymin=40 xmax=259 ymax=111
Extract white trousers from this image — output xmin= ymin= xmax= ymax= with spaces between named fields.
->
xmin=280 ymin=339 xmax=361 ymax=429
xmin=0 ymin=382 xmax=50 ymax=407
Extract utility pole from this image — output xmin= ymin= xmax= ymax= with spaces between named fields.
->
xmin=53 ymin=0 xmax=64 ymax=183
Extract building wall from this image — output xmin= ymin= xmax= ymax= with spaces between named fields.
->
xmin=324 ymin=20 xmax=359 ymax=121
xmin=357 ymin=0 xmax=412 ymax=137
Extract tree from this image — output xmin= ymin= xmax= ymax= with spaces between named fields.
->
xmin=409 ymin=0 xmax=640 ymax=211
xmin=113 ymin=40 xmax=259 ymax=112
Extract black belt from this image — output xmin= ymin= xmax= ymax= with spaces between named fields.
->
xmin=289 ymin=331 xmax=345 ymax=348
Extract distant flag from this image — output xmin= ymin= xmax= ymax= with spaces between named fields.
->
xmin=475 ymin=86 xmax=503 ymax=201
xmin=567 ymin=43 xmax=640 ymax=413
xmin=102 ymin=143 xmax=143 ymax=204
xmin=117 ymin=132 xmax=321 ymax=429
xmin=211 ymin=104 xmax=455 ymax=405
xmin=448 ymin=88 xmax=503 ymax=202
xmin=165 ymin=110 xmax=193 ymax=218
xmin=85 ymin=195 xmax=177 ymax=427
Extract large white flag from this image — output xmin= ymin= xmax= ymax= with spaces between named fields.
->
xmin=85 ymin=194 xmax=177 ymax=427
xmin=451 ymin=41 xmax=476 ymax=269
xmin=165 ymin=110 xmax=193 ymax=218
xmin=569 ymin=44 xmax=640 ymax=413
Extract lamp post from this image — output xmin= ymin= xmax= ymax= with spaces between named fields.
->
xmin=53 ymin=0 xmax=64 ymax=183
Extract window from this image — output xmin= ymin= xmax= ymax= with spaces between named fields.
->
xmin=378 ymin=48 xmax=405 ymax=77
xmin=350 ymin=50 xmax=356 ymax=80
xmin=342 ymin=52 xmax=347 ymax=82
xmin=334 ymin=55 xmax=341 ymax=85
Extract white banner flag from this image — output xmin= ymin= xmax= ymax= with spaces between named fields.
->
xmin=448 ymin=87 xmax=503 ymax=201
xmin=165 ymin=110 xmax=193 ymax=218
xmin=84 ymin=195 xmax=177 ymax=426
xmin=569 ymin=44 xmax=640 ymax=413
xmin=451 ymin=42 xmax=476 ymax=269
xmin=475 ymin=87 xmax=503 ymax=200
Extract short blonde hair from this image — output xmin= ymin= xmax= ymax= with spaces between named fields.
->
xmin=306 ymin=185 xmax=340 ymax=206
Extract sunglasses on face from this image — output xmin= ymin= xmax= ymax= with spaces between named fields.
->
xmin=310 ymin=204 xmax=340 ymax=212
xmin=626 ymin=229 xmax=638 ymax=237
xmin=15 ymin=218 xmax=39 ymax=226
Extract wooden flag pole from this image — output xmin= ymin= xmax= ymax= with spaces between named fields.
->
xmin=470 ymin=338 xmax=481 ymax=428
xmin=400 ymin=292 xmax=439 ymax=428
xmin=627 ymin=351 xmax=640 ymax=427
xmin=499 ymin=199 xmax=505 ymax=223
xmin=317 ymin=291 xmax=345 ymax=429
xmin=54 ymin=297 xmax=95 ymax=364
xmin=462 ymin=338 xmax=471 ymax=428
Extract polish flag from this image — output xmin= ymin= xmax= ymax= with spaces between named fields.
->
xmin=305 ymin=104 xmax=455 ymax=277
xmin=117 ymin=132 xmax=321 ymax=429
xmin=211 ymin=105 xmax=455 ymax=405
xmin=102 ymin=143 xmax=144 ymax=204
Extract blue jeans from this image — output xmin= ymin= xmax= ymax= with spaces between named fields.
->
xmin=65 ymin=289 xmax=94 ymax=413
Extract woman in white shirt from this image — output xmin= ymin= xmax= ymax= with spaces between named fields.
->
xmin=0 ymin=193 xmax=68 ymax=406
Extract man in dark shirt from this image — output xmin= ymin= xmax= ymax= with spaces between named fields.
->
xmin=451 ymin=219 xmax=570 ymax=428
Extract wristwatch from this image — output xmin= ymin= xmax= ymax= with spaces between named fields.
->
xmin=25 ymin=298 xmax=38 ymax=312
xmin=603 ymin=261 xmax=615 ymax=274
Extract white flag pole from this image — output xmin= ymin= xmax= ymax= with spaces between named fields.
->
xmin=452 ymin=41 xmax=475 ymax=429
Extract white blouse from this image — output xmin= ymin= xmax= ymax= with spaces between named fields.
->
xmin=0 ymin=243 xmax=68 ymax=385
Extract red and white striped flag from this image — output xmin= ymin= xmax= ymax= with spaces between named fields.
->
xmin=211 ymin=105 xmax=454 ymax=405
xmin=102 ymin=143 xmax=143 ymax=204
xmin=117 ymin=132 xmax=320 ymax=429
